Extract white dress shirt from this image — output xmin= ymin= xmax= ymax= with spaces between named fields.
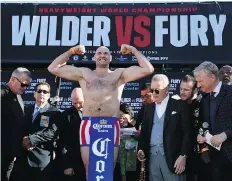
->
xmin=212 ymin=81 xmax=222 ymax=97
xmin=155 ymin=95 xmax=170 ymax=119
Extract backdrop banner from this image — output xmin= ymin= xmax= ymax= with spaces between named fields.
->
xmin=2 ymin=2 xmax=232 ymax=64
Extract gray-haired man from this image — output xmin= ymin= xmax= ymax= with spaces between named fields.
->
xmin=138 ymin=74 xmax=191 ymax=181
xmin=194 ymin=61 xmax=232 ymax=181
xmin=1 ymin=67 xmax=31 ymax=181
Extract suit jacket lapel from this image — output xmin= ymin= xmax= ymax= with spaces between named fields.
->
xmin=26 ymin=106 xmax=34 ymax=125
xmin=202 ymin=94 xmax=210 ymax=123
xmin=148 ymin=103 xmax=156 ymax=133
xmin=215 ymin=85 xmax=226 ymax=117
xmin=40 ymin=103 xmax=50 ymax=113
xmin=164 ymin=98 xmax=173 ymax=129
xmin=32 ymin=103 xmax=50 ymax=123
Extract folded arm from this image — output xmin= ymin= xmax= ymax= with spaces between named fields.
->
xmin=29 ymin=123 xmax=58 ymax=146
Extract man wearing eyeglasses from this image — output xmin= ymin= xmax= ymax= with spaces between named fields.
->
xmin=23 ymin=82 xmax=62 ymax=181
xmin=135 ymin=83 xmax=154 ymax=130
xmin=138 ymin=74 xmax=191 ymax=181
xmin=1 ymin=67 xmax=31 ymax=181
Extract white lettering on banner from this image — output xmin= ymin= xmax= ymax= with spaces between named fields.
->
xmin=155 ymin=15 xmax=226 ymax=47
xmin=92 ymin=138 xmax=111 ymax=181
xmin=170 ymin=15 xmax=188 ymax=47
xmin=209 ymin=14 xmax=226 ymax=46
xmin=12 ymin=15 xmax=226 ymax=47
xmin=12 ymin=16 xmax=111 ymax=46
xmin=96 ymin=160 xmax=105 ymax=173
xmin=155 ymin=16 xmax=168 ymax=47
xmin=96 ymin=176 xmax=104 ymax=181
xmin=12 ymin=16 xmax=40 ymax=45
xmin=92 ymin=138 xmax=111 ymax=159
xmin=171 ymin=79 xmax=181 ymax=84
xmin=61 ymin=16 xmax=79 ymax=46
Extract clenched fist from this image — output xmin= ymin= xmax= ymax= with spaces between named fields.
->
xmin=70 ymin=45 xmax=85 ymax=55
xmin=120 ymin=44 xmax=136 ymax=55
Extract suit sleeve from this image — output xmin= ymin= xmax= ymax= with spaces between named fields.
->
xmin=180 ymin=101 xmax=192 ymax=156
xmin=29 ymin=112 xmax=60 ymax=146
xmin=138 ymin=106 xmax=148 ymax=152
xmin=225 ymin=98 xmax=232 ymax=139
xmin=135 ymin=106 xmax=144 ymax=130
xmin=62 ymin=115 xmax=76 ymax=169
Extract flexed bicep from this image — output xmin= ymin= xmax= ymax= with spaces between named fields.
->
xmin=49 ymin=65 xmax=85 ymax=81
xmin=121 ymin=66 xmax=152 ymax=83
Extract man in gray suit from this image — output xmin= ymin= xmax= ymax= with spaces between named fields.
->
xmin=138 ymin=74 xmax=191 ymax=181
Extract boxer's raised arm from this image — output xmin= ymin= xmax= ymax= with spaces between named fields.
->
xmin=120 ymin=45 xmax=154 ymax=83
xmin=48 ymin=46 xmax=86 ymax=81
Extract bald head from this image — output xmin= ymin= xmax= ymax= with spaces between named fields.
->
xmin=96 ymin=46 xmax=111 ymax=54
xmin=94 ymin=46 xmax=112 ymax=68
xmin=71 ymin=88 xmax=84 ymax=110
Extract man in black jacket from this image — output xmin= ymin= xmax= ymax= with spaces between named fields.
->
xmin=59 ymin=88 xmax=86 ymax=181
xmin=1 ymin=67 xmax=31 ymax=181
xmin=23 ymin=82 xmax=62 ymax=181
xmin=179 ymin=74 xmax=212 ymax=181
xmin=138 ymin=74 xmax=191 ymax=181
xmin=195 ymin=62 xmax=232 ymax=181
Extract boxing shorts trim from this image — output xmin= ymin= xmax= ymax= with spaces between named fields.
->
xmin=80 ymin=116 xmax=120 ymax=147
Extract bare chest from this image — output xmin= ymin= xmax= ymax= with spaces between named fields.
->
xmin=85 ymin=73 xmax=122 ymax=92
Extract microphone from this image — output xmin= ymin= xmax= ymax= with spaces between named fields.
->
xmin=202 ymin=122 xmax=209 ymax=130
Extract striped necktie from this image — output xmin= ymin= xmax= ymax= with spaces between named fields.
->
xmin=32 ymin=107 xmax=40 ymax=121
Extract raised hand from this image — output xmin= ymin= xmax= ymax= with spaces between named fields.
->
xmin=71 ymin=45 xmax=86 ymax=55
xmin=120 ymin=44 xmax=136 ymax=55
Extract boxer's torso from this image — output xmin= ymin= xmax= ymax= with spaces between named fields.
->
xmin=79 ymin=68 xmax=125 ymax=117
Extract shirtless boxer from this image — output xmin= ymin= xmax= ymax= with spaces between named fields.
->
xmin=48 ymin=44 xmax=154 ymax=178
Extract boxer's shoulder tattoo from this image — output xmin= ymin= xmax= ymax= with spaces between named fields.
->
xmin=86 ymin=78 xmax=118 ymax=91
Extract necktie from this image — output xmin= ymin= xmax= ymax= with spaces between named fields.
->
xmin=32 ymin=107 xmax=40 ymax=121
xmin=209 ymin=92 xmax=216 ymax=132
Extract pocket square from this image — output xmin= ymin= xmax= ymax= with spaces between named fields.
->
xmin=171 ymin=111 xmax=177 ymax=115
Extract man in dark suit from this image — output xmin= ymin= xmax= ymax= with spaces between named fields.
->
xmin=138 ymin=74 xmax=191 ymax=181
xmin=58 ymin=88 xmax=86 ymax=181
xmin=23 ymin=82 xmax=62 ymax=181
xmin=179 ymin=74 xmax=212 ymax=181
xmin=1 ymin=67 xmax=31 ymax=181
xmin=195 ymin=61 xmax=232 ymax=181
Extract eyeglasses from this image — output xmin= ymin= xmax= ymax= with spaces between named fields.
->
xmin=14 ymin=77 xmax=30 ymax=88
xmin=36 ymin=89 xmax=50 ymax=94
xmin=151 ymin=89 xmax=160 ymax=95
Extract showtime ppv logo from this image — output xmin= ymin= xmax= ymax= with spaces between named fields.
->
xmin=92 ymin=138 xmax=111 ymax=181
xmin=12 ymin=15 xmax=226 ymax=47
